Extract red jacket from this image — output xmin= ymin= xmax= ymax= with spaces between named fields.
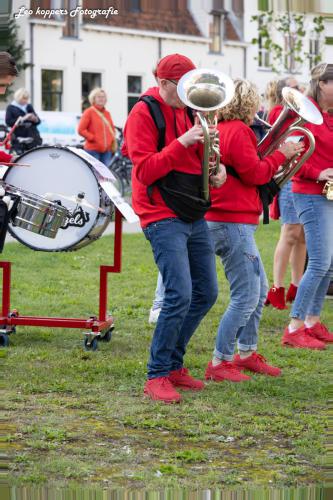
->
xmin=268 ymin=105 xmax=283 ymax=125
xmin=78 ymin=105 xmax=115 ymax=153
xmin=205 ymin=120 xmax=286 ymax=225
xmin=0 ymin=151 xmax=12 ymax=163
xmin=292 ymin=98 xmax=332 ymax=195
xmin=123 ymin=87 xmax=202 ymax=228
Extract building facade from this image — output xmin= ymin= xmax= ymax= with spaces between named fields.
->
xmin=4 ymin=0 xmax=333 ymax=127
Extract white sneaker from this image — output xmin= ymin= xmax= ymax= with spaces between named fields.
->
xmin=149 ymin=307 xmax=161 ymax=324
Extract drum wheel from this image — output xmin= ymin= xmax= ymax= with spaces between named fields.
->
xmin=0 ymin=332 xmax=10 ymax=348
xmin=100 ymin=326 xmax=114 ymax=343
xmin=83 ymin=336 xmax=98 ymax=351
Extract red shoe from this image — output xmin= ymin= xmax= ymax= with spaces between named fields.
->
xmin=205 ymin=360 xmax=251 ymax=382
xmin=265 ymin=286 xmax=288 ymax=310
xmin=144 ymin=377 xmax=181 ymax=403
xmin=307 ymin=322 xmax=333 ymax=343
xmin=286 ymin=283 xmax=298 ymax=303
xmin=234 ymin=352 xmax=281 ymax=377
xmin=169 ymin=367 xmax=205 ymax=391
xmin=281 ymin=326 xmax=326 ymax=350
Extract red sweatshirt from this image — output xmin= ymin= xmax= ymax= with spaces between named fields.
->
xmin=123 ymin=87 xmax=202 ymax=228
xmin=268 ymin=105 xmax=283 ymax=125
xmin=205 ymin=120 xmax=286 ymax=225
xmin=292 ymin=98 xmax=332 ymax=195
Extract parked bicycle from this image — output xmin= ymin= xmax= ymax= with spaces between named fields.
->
xmin=108 ymin=126 xmax=132 ymax=199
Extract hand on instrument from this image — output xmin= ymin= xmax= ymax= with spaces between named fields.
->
xmin=209 ymin=163 xmax=227 ymax=189
xmin=317 ymin=168 xmax=333 ymax=182
xmin=178 ymin=116 xmax=204 ymax=147
xmin=279 ymin=141 xmax=304 ymax=159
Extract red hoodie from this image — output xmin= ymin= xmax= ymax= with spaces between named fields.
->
xmin=123 ymin=87 xmax=202 ymax=228
xmin=205 ymin=120 xmax=286 ymax=225
xmin=292 ymin=98 xmax=332 ymax=195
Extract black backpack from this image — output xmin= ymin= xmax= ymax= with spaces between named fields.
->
xmin=139 ymin=95 xmax=211 ymax=223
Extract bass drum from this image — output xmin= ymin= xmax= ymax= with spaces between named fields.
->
xmin=4 ymin=146 xmax=114 ymax=251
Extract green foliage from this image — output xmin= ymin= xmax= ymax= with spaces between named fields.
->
xmin=1 ymin=227 xmax=331 ymax=489
xmin=1 ymin=18 xmax=31 ymax=101
xmin=251 ymin=11 xmax=325 ymax=73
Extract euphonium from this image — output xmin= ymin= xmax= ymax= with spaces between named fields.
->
xmin=257 ymin=87 xmax=323 ymax=187
xmin=177 ymin=69 xmax=235 ymax=201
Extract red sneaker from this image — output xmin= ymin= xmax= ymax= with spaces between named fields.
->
xmin=169 ymin=367 xmax=205 ymax=391
xmin=144 ymin=377 xmax=181 ymax=403
xmin=265 ymin=286 xmax=288 ymax=310
xmin=286 ymin=283 xmax=298 ymax=303
xmin=281 ymin=326 xmax=326 ymax=350
xmin=307 ymin=322 xmax=333 ymax=343
xmin=205 ymin=360 xmax=251 ymax=382
xmin=234 ymin=352 xmax=281 ymax=377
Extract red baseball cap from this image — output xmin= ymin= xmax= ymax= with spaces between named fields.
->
xmin=155 ymin=53 xmax=196 ymax=80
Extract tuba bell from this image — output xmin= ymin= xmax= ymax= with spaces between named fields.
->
xmin=177 ymin=69 xmax=235 ymax=201
xmin=258 ymin=87 xmax=323 ymax=188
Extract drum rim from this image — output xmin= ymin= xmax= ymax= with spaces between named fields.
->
xmin=4 ymin=145 xmax=113 ymax=252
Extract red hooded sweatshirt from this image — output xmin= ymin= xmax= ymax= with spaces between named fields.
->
xmin=292 ymin=98 xmax=332 ymax=195
xmin=205 ymin=120 xmax=286 ymax=225
xmin=122 ymin=87 xmax=202 ymax=228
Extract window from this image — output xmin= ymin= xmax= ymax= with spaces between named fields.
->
xmin=81 ymin=72 xmax=101 ymax=111
xmin=50 ymin=0 xmax=65 ymax=21
xmin=42 ymin=70 xmax=63 ymax=111
xmin=309 ymin=37 xmax=320 ymax=69
xmin=209 ymin=14 xmax=222 ymax=53
xmin=63 ymin=0 xmax=79 ymax=38
xmin=125 ymin=0 xmax=141 ymax=12
xmin=127 ymin=76 xmax=142 ymax=114
xmin=258 ymin=18 xmax=270 ymax=68
xmin=0 ymin=0 xmax=11 ymax=16
xmin=284 ymin=34 xmax=300 ymax=73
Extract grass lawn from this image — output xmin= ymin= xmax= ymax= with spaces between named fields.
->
xmin=1 ymin=220 xmax=331 ymax=490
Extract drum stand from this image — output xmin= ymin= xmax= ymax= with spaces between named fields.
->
xmin=0 ymin=208 xmax=123 ymax=350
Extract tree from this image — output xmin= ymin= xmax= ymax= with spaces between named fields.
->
xmin=251 ymin=10 xmax=325 ymax=74
xmin=0 ymin=18 xmax=31 ymax=101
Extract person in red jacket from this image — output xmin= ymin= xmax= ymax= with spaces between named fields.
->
xmin=78 ymin=88 xmax=116 ymax=166
xmin=264 ymin=77 xmax=307 ymax=310
xmin=282 ymin=63 xmax=333 ymax=349
xmin=123 ymin=53 xmax=226 ymax=403
xmin=204 ymin=79 xmax=303 ymax=383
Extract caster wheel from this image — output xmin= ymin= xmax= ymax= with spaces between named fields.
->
xmin=100 ymin=328 xmax=113 ymax=342
xmin=0 ymin=333 xmax=9 ymax=347
xmin=83 ymin=337 xmax=98 ymax=351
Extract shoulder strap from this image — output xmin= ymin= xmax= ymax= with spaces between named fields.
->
xmin=139 ymin=95 xmax=166 ymax=152
xmin=91 ymin=107 xmax=115 ymax=136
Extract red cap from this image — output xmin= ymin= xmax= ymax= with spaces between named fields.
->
xmin=155 ymin=53 xmax=196 ymax=80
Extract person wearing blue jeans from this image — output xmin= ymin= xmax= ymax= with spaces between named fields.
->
xmin=204 ymin=79 xmax=303 ymax=382
xmin=282 ymin=62 xmax=333 ymax=349
xmin=123 ymin=53 xmax=226 ymax=403
xmin=85 ymin=149 xmax=112 ymax=166
xmin=143 ymin=218 xmax=218 ymax=378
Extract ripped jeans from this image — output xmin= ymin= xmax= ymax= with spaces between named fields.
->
xmin=207 ymin=222 xmax=268 ymax=360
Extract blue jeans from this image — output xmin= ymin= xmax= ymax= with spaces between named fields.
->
xmin=85 ymin=149 xmax=112 ymax=166
xmin=291 ymin=193 xmax=333 ymax=319
xmin=152 ymin=272 xmax=165 ymax=310
xmin=143 ymin=218 xmax=218 ymax=379
xmin=208 ymin=222 xmax=268 ymax=360
xmin=278 ymin=180 xmax=300 ymax=225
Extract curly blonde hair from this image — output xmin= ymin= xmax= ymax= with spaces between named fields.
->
xmin=217 ymin=79 xmax=259 ymax=126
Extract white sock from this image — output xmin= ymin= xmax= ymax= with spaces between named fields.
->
xmin=212 ymin=356 xmax=222 ymax=366
xmin=288 ymin=324 xmax=299 ymax=333
xmin=305 ymin=321 xmax=315 ymax=329
xmin=239 ymin=350 xmax=255 ymax=359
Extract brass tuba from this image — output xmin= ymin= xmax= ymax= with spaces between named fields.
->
xmin=257 ymin=87 xmax=323 ymax=187
xmin=177 ymin=69 xmax=235 ymax=201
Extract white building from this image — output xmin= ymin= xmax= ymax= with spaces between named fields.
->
xmin=4 ymin=0 xmax=333 ymax=128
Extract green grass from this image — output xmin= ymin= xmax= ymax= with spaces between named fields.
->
xmin=0 ymin=221 xmax=331 ymax=490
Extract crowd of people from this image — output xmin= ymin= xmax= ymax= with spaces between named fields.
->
xmin=0 ymin=50 xmax=332 ymax=404
xmin=123 ymin=54 xmax=333 ymax=403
